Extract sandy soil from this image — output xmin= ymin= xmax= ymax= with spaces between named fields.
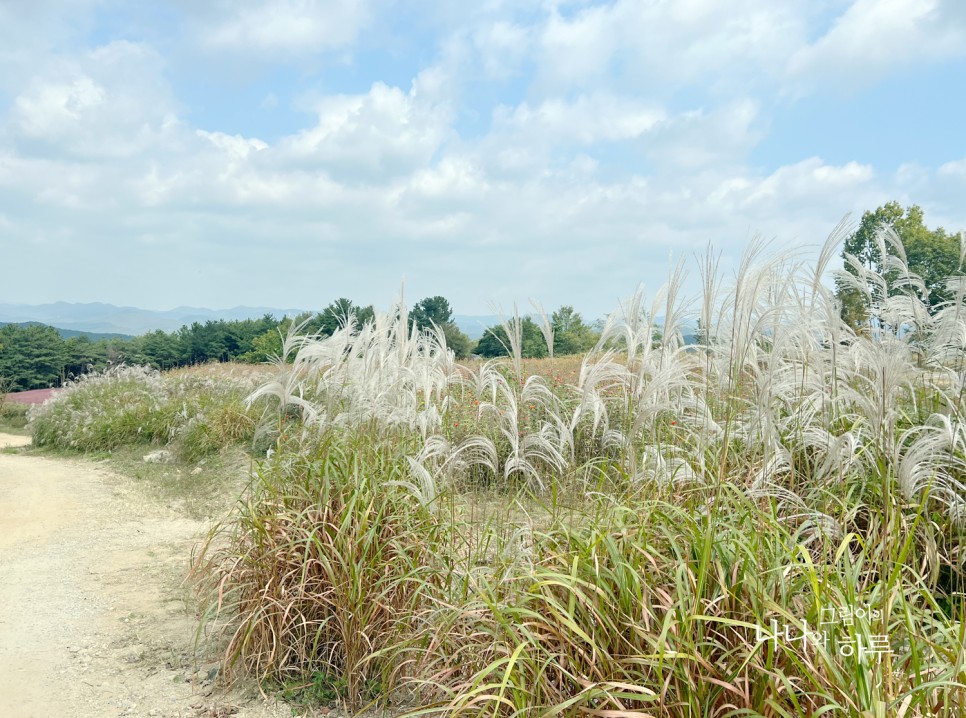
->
xmin=0 ymin=433 xmax=295 ymax=718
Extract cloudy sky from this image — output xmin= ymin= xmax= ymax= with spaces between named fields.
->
xmin=1 ymin=0 xmax=965 ymax=317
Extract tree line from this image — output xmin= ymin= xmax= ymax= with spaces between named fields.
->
xmin=0 ymin=296 xmax=601 ymax=391
xmin=4 ymin=202 xmax=959 ymax=393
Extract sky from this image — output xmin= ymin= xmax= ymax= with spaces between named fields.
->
xmin=1 ymin=0 xmax=966 ymax=318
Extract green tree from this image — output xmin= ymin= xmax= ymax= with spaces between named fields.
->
xmin=838 ymin=202 xmax=962 ymax=329
xmin=316 ymin=299 xmax=375 ymax=336
xmin=411 ymin=296 xmax=472 ymax=358
xmin=178 ymin=321 xmax=224 ymax=364
xmin=551 ymin=306 xmax=598 ymax=355
xmin=63 ymin=335 xmax=109 ymax=378
xmin=411 ymin=296 xmax=453 ymax=328
xmin=0 ymin=324 xmax=68 ymax=390
xmin=133 ymin=330 xmax=181 ymax=369
xmin=475 ymin=318 xmax=549 ymax=359
xmin=441 ymin=322 xmax=472 ymax=358
xmin=242 ymin=316 xmax=298 ymax=363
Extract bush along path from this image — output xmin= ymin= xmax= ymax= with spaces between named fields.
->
xmin=0 ymin=433 xmax=290 ymax=718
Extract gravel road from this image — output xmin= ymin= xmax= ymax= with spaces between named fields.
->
xmin=0 ymin=433 xmax=292 ymax=718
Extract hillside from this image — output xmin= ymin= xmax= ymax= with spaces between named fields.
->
xmin=0 ymin=303 xmax=514 ymax=341
xmin=0 ymin=321 xmax=133 ymax=342
xmin=0 ymin=302 xmax=306 ymax=336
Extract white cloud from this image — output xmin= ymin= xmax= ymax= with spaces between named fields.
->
xmin=938 ymin=157 xmax=966 ymax=179
xmin=199 ymin=0 xmax=371 ymax=54
xmin=642 ymin=99 xmax=763 ymax=170
xmin=405 ymin=157 xmax=488 ymax=202
xmin=536 ymin=0 xmax=809 ymax=93
xmin=15 ymin=76 xmax=106 ymax=136
xmin=788 ymin=0 xmax=966 ymax=89
xmin=197 ymin=131 xmax=269 ymax=159
xmin=0 ymin=0 xmax=100 ymax=90
xmin=2 ymin=114 xmax=963 ymax=314
xmin=472 ymin=20 xmax=531 ymax=79
xmin=8 ymin=42 xmax=179 ymax=159
xmin=728 ymin=158 xmax=876 ymax=210
xmin=537 ymin=4 xmax=613 ymax=87
xmin=3 ymin=1 xmax=966 ymax=314
xmin=279 ymin=82 xmax=452 ymax=179
xmin=494 ymin=94 xmax=666 ymax=145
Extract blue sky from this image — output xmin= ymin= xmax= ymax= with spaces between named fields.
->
xmin=2 ymin=0 xmax=966 ymax=318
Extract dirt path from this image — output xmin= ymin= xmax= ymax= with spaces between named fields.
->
xmin=0 ymin=434 xmax=293 ymax=718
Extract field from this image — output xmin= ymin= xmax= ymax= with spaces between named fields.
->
xmin=24 ymin=231 xmax=966 ymax=717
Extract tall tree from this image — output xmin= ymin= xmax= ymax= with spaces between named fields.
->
xmin=411 ymin=296 xmax=472 ymax=358
xmin=411 ymin=296 xmax=453 ymax=329
xmin=135 ymin=330 xmax=182 ymax=369
xmin=475 ymin=318 xmax=548 ymax=359
xmin=316 ymin=299 xmax=375 ymax=336
xmin=63 ymin=335 xmax=109 ymax=378
xmin=551 ymin=306 xmax=598 ymax=355
xmin=837 ymin=202 xmax=962 ymax=329
xmin=0 ymin=324 xmax=68 ymax=390
xmin=441 ymin=323 xmax=472 ymax=358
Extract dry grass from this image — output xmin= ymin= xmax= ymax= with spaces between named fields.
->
xmin=167 ymin=362 xmax=277 ymax=383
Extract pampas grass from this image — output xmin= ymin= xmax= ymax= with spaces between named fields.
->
xmin=188 ymin=223 xmax=966 ymax=715
xmin=29 ymin=365 xmax=261 ymax=461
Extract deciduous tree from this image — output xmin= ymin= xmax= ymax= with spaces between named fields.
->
xmin=837 ymin=202 xmax=962 ymax=329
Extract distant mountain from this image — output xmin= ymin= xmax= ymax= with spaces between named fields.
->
xmin=0 ymin=321 xmax=133 ymax=341
xmin=0 ymin=303 xmax=515 ymax=341
xmin=0 ymin=304 xmax=656 ymax=343
xmin=0 ymin=302 xmax=307 ymax=336
xmin=454 ymin=315 xmax=700 ymax=342
xmin=452 ymin=315 xmax=502 ymax=340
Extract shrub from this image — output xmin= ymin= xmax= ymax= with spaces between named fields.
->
xmin=29 ymin=365 xmax=260 ymax=460
xmin=30 ymin=366 xmax=178 ymax=450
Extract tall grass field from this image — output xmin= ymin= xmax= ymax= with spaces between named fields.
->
xmin=31 ymin=226 xmax=966 ymax=716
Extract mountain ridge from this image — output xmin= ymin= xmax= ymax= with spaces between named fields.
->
xmin=0 ymin=321 xmax=134 ymax=341
xmin=0 ymin=302 xmax=308 ymax=336
xmin=0 ymin=302 xmax=508 ymax=340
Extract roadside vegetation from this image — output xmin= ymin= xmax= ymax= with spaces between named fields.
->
xmin=0 ymin=403 xmax=28 ymax=434
xmin=22 ymin=364 xmax=269 ymax=517
xmin=12 ymin=206 xmax=966 ymax=717
xmin=189 ymin=218 xmax=964 ymax=717
xmin=0 ymin=378 xmax=29 ymax=434
xmin=27 ymin=365 xmax=263 ymax=463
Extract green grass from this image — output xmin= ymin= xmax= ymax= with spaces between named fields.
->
xmin=0 ymin=401 xmax=29 ymax=434
xmin=21 ymin=365 xmax=267 ymax=521
xmin=188 ymin=424 xmax=965 ymax=717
